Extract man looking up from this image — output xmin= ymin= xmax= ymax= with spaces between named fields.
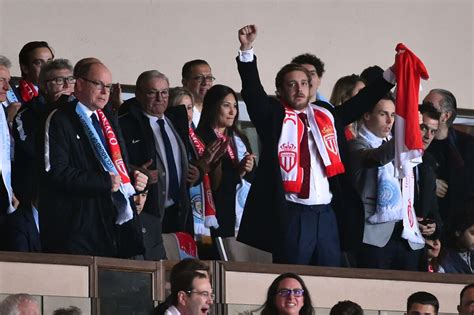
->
xmin=41 ymin=62 xmax=147 ymax=257
xmin=181 ymin=59 xmax=214 ymax=127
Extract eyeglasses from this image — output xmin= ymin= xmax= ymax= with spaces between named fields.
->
xmin=80 ymin=77 xmax=113 ymax=92
xmin=145 ymin=89 xmax=169 ymax=99
xmin=276 ymin=289 xmax=304 ymax=297
xmin=185 ymin=290 xmax=215 ymax=300
xmin=46 ymin=76 xmax=76 ymax=85
xmin=191 ymin=75 xmax=215 ymax=83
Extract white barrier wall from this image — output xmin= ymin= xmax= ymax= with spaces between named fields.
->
xmin=0 ymin=0 xmax=472 ymax=108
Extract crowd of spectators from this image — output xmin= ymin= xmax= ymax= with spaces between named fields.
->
xmin=0 ymin=24 xmax=473 ymax=275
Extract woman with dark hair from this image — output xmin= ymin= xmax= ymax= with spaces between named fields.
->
xmin=329 ymin=74 xmax=366 ymax=140
xmin=195 ymin=84 xmax=256 ymax=238
xmin=260 ymin=272 xmax=314 ymax=315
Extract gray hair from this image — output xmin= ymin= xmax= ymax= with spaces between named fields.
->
xmin=135 ymin=70 xmax=169 ymax=93
xmin=0 ymin=293 xmax=38 ymax=315
xmin=0 ymin=55 xmax=12 ymax=69
xmin=39 ymin=58 xmax=73 ymax=85
xmin=429 ymin=88 xmax=457 ymax=126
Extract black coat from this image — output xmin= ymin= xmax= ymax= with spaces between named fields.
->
xmin=415 ymin=152 xmax=442 ymax=227
xmin=236 ymin=56 xmax=394 ymax=253
xmin=5 ymin=203 xmax=41 ymax=252
xmin=39 ymin=100 xmax=143 ymax=257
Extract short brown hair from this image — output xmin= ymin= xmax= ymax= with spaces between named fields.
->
xmin=275 ymin=63 xmax=311 ymax=92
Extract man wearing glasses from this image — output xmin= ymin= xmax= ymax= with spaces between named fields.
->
xmin=119 ymin=70 xmax=194 ymax=237
xmin=164 ymin=270 xmax=213 ymax=315
xmin=41 ymin=61 xmax=148 ymax=257
xmin=181 ymin=59 xmax=215 ymax=127
xmin=12 ymin=58 xmax=75 ymax=206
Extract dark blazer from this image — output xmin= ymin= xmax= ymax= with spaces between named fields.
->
xmin=138 ymin=212 xmax=167 ymax=260
xmin=440 ymin=248 xmax=473 ymax=274
xmin=39 ymin=100 xmax=144 ymax=257
xmin=196 ymin=126 xmax=256 ymax=237
xmin=5 ymin=203 xmax=41 ymax=252
xmin=119 ymin=98 xmax=191 ymax=232
xmin=235 ymin=56 xmax=394 ymax=253
xmin=415 ymin=152 xmax=442 ymax=226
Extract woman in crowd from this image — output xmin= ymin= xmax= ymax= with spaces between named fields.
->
xmin=195 ymin=84 xmax=255 ymax=239
xmin=329 ymin=74 xmax=366 ymax=140
xmin=260 ymin=272 xmax=314 ymax=315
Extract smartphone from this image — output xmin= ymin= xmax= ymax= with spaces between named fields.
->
xmin=6 ymin=90 xmax=19 ymax=103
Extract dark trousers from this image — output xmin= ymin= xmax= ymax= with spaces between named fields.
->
xmin=357 ymin=223 xmax=422 ymax=271
xmin=273 ymin=202 xmax=341 ymax=267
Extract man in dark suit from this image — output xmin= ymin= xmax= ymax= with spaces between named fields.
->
xmin=40 ymin=62 xmax=147 ymax=257
xmin=235 ymin=25 xmax=395 ymax=266
xmin=423 ymin=89 xmax=474 ymax=234
xmin=119 ymin=70 xmax=196 ymax=235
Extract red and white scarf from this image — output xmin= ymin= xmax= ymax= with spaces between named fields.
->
xmin=214 ymin=129 xmax=238 ymax=165
xmin=189 ymin=127 xmax=218 ymax=229
xmin=278 ymin=104 xmax=344 ymax=194
xmin=18 ymin=79 xmax=38 ymax=103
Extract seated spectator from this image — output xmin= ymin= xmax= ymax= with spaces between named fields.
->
xmin=329 ymin=74 xmax=366 ymax=139
xmin=440 ymin=200 xmax=474 ymax=273
xmin=195 ymin=85 xmax=256 ymax=239
xmin=53 ymin=306 xmax=82 ymax=315
xmin=406 ymin=291 xmax=439 ymax=315
xmin=134 ymin=190 xmax=166 ymax=260
xmin=16 ymin=41 xmax=54 ymax=104
xmin=419 ymin=229 xmax=443 ymax=273
xmin=458 ymin=283 xmax=474 ymax=315
xmin=330 ymin=301 xmax=363 ymax=315
xmin=0 ymin=293 xmax=39 ymax=315
xmin=163 ymin=270 xmax=213 ymax=315
xmin=260 ymin=272 xmax=314 ymax=315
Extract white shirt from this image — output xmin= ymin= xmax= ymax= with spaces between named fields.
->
xmin=145 ymin=113 xmax=182 ymax=207
xmin=164 ymin=305 xmax=181 ymax=315
xmin=192 ymin=107 xmax=201 ymax=128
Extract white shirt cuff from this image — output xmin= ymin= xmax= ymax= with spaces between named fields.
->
xmin=238 ymin=48 xmax=254 ymax=62
xmin=383 ymin=68 xmax=396 ymax=85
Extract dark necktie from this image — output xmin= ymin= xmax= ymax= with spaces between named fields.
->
xmin=91 ymin=113 xmax=108 ymax=150
xmin=157 ymin=119 xmax=179 ymax=203
xmin=298 ymin=113 xmax=311 ymax=199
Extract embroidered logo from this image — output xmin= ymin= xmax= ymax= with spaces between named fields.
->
xmin=279 ymin=143 xmax=297 ymax=172
xmin=132 ymin=139 xmax=141 ymax=144
xmin=323 ymin=133 xmax=338 ymax=155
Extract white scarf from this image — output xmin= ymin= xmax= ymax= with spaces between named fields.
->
xmin=278 ymin=104 xmax=344 ymax=194
xmin=234 ymin=134 xmax=251 ymax=235
xmin=0 ymin=107 xmax=14 ymax=213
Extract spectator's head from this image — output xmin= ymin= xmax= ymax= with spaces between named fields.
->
xmin=0 ymin=293 xmax=40 ymax=315
xmin=330 ymin=300 xmax=363 ymax=315
xmin=407 ymin=292 xmax=439 ymax=315
xmin=170 ymin=259 xmax=210 ymax=283
xmin=135 ymin=70 xmax=170 ymax=118
xmin=198 ymin=84 xmax=239 ymax=133
xmin=261 ymin=272 xmax=314 ymax=315
xmin=73 ymin=57 xmax=101 ymax=78
xmin=275 ymin=64 xmax=312 ymax=111
xmin=169 ymin=87 xmax=195 ymax=124
xmin=458 ymin=283 xmax=474 ymax=315
xmin=74 ymin=62 xmax=112 ymax=111
xmin=329 ymin=74 xmax=365 ymax=106
xmin=38 ymin=58 xmax=75 ymax=102
xmin=291 ymin=54 xmax=325 ymax=101
xmin=425 ymin=228 xmax=442 ymax=261
xmin=53 ymin=305 xmax=82 ymax=315
xmin=423 ymin=89 xmax=457 ymax=127
xmin=419 ymin=103 xmax=441 ymax=150
xmin=133 ymin=190 xmax=148 ymax=214
xmin=362 ymin=94 xmax=395 ymax=138
xmin=0 ymin=55 xmax=12 ymax=102
xmin=451 ymin=200 xmax=474 ymax=252
xmin=19 ymin=41 xmax=54 ymax=84
xmin=170 ymin=270 xmax=213 ymax=315
xmin=181 ymin=60 xmax=213 ymax=105
xmin=360 ymin=65 xmax=384 ymax=86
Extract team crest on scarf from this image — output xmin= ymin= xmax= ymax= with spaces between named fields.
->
xmin=321 ymin=125 xmax=338 ymax=155
xmin=279 ymin=143 xmax=297 ymax=173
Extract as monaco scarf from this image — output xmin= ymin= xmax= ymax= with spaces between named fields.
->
xmin=279 ymin=104 xmax=344 ymax=194
xmin=18 ymin=79 xmax=38 ymax=102
xmin=393 ymin=43 xmax=429 ymax=178
xmin=188 ymin=127 xmax=219 ymax=232
xmin=76 ymin=104 xmax=135 ymax=224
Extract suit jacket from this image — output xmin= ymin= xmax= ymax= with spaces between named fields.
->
xmin=138 ymin=212 xmax=167 ymax=260
xmin=415 ymin=152 xmax=442 ymax=227
xmin=235 ymin=56 xmax=394 ymax=253
xmin=119 ymin=98 xmax=191 ymax=232
xmin=40 ymin=100 xmax=144 ymax=257
xmin=5 ymin=203 xmax=41 ymax=252
xmin=348 ymin=137 xmax=423 ymax=250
